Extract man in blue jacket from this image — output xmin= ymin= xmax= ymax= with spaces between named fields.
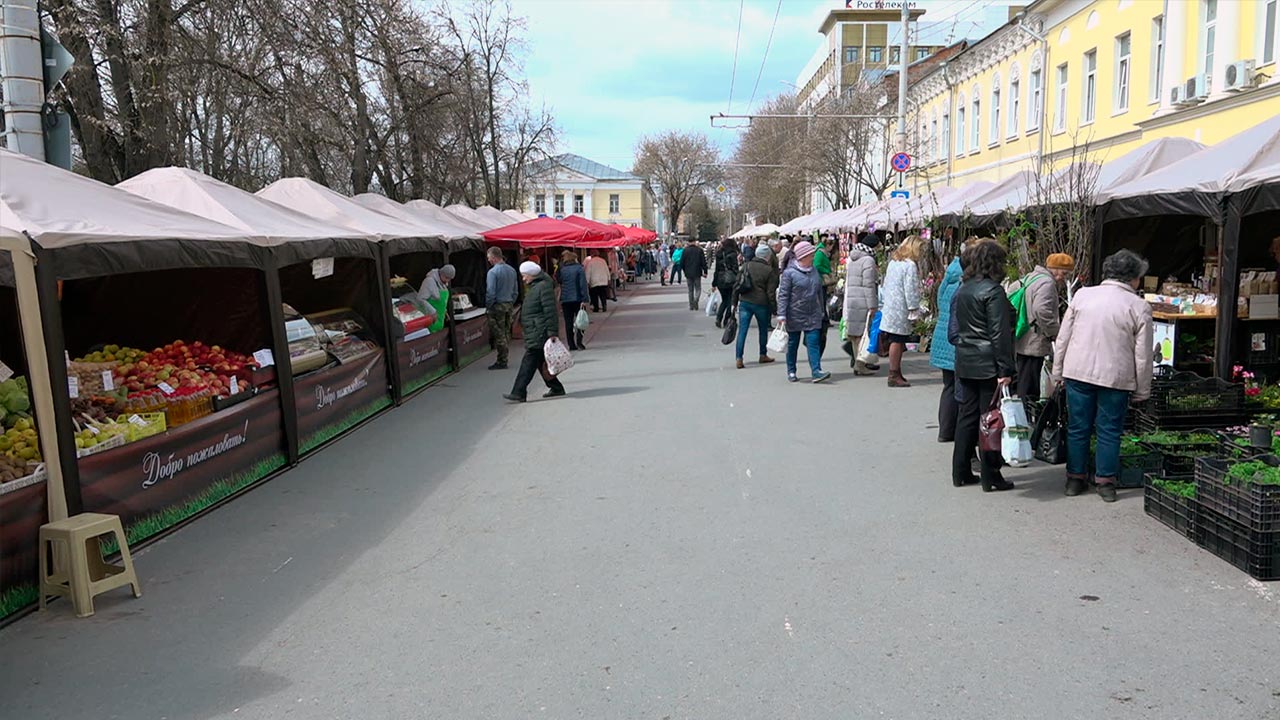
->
xmin=486 ymin=247 xmax=519 ymax=370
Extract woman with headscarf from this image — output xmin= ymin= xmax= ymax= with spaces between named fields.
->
xmin=418 ymin=264 xmax=456 ymax=333
xmin=879 ymin=235 xmax=924 ymax=387
xmin=842 ymin=233 xmax=880 ymax=375
xmin=712 ymin=237 xmax=740 ymax=329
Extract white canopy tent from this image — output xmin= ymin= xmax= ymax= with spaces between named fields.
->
xmin=444 ymin=204 xmax=503 ymax=230
xmin=406 ymin=199 xmax=492 ymax=235
xmin=257 ymin=178 xmax=439 ymax=247
xmin=353 ymin=193 xmax=484 ymax=245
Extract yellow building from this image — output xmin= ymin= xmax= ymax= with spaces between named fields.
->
xmin=906 ymin=0 xmax=1280 ymax=188
xmin=524 ymin=154 xmax=657 ymax=230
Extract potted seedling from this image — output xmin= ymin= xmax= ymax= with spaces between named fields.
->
xmin=1249 ymin=414 xmax=1276 ymax=449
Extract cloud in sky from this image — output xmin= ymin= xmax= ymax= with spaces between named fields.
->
xmin=522 ymin=0 xmax=828 ymax=171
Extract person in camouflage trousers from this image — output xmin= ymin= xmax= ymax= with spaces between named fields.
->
xmin=486 ymin=247 xmax=520 ymax=370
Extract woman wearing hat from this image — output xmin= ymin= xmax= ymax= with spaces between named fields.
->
xmin=776 ymin=240 xmax=831 ymax=383
xmin=504 ymin=261 xmax=567 ymax=403
xmin=418 ymin=264 xmax=456 ymax=334
xmin=1012 ymin=252 xmax=1074 ymax=400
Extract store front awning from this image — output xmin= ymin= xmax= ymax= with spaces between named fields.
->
xmin=257 ymin=178 xmax=445 ymax=254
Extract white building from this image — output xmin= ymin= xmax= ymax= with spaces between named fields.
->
xmin=524 ymin=154 xmax=657 ymax=230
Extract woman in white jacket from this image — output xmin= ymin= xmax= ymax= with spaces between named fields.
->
xmin=879 ymin=236 xmax=923 ymax=387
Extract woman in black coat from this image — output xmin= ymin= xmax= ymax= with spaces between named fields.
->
xmin=712 ymin=237 xmax=741 ymax=329
xmin=950 ymin=239 xmax=1017 ymax=492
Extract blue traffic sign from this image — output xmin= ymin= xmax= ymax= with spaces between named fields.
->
xmin=891 ymin=152 xmax=912 ymax=172
xmin=890 ymin=190 xmax=910 ymax=199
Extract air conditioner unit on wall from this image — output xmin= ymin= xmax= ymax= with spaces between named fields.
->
xmin=1225 ymin=59 xmax=1258 ymax=91
xmin=1170 ymin=85 xmax=1186 ymax=105
xmin=1184 ymin=75 xmax=1208 ymax=102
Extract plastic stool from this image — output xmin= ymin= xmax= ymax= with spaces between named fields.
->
xmin=39 ymin=513 xmax=141 ymax=618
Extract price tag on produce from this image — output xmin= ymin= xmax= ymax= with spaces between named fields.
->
xmin=229 ymin=376 xmax=240 ymax=395
xmin=68 ymin=375 xmax=79 ymax=398
xmin=86 ymin=424 xmax=99 ymax=435
xmin=253 ymin=348 xmax=275 ymax=368
xmin=102 ymin=370 xmax=115 ymax=391
xmin=312 ymin=257 xmax=335 ymax=279
xmin=157 ymin=381 xmax=176 ymax=395
xmin=0 ymin=361 xmax=12 ymax=382
xmin=127 ymin=414 xmax=147 ymax=427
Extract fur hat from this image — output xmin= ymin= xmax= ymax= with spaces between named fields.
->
xmin=519 ymin=261 xmax=542 ymax=276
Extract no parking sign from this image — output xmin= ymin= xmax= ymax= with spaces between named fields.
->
xmin=891 ymin=152 xmax=912 ymax=172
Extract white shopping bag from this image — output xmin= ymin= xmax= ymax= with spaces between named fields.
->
xmin=766 ymin=326 xmax=788 ymax=354
xmin=574 ymin=307 xmax=590 ymax=331
xmin=999 ymin=386 xmax=1034 ymax=467
xmin=705 ymin=291 xmax=721 ymax=317
xmin=544 ymin=337 xmax=575 ymax=376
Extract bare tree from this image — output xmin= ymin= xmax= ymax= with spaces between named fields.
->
xmin=633 ymin=130 xmax=722 ymax=234
xmin=1018 ymin=133 xmax=1102 ymax=278
xmin=802 ymin=81 xmax=897 ymax=208
xmin=730 ymin=93 xmax=807 ymax=224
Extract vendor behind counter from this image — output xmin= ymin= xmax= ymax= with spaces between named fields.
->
xmin=418 ymin=264 xmax=456 ymax=333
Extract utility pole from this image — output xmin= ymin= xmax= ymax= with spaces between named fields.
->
xmin=0 ymin=0 xmax=46 ymax=160
xmin=895 ymin=2 xmax=909 ymax=190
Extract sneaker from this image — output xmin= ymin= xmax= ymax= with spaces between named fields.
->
xmin=787 ymin=373 xmax=798 ymax=383
xmin=1097 ymin=482 xmax=1118 ymax=503
xmin=542 ymin=388 xmax=566 ymax=398
xmin=488 ymin=362 xmax=508 ymax=370
xmin=812 ymin=370 xmax=831 ymax=383
xmin=502 ymin=393 xmax=526 ymax=403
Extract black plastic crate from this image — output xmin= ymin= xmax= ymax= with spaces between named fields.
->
xmin=1195 ymin=507 xmax=1280 ymax=581
xmin=1118 ymin=450 xmax=1163 ymax=489
xmin=1143 ymin=474 xmax=1197 ymax=539
xmin=1141 ymin=372 xmax=1246 ymax=427
xmin=1134 ymin=409 xmax=1246 ymax=432
xmin=1194 ymin=456 xmax=1280 ymax=532
xmin=1139 ymin=430 xmax=1222 ymax=476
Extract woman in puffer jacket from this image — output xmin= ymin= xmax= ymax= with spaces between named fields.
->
xmin=930 ymin=243 xmax=967 ymax=442
xmin=841 ymin=233 xmax=881 ymax=375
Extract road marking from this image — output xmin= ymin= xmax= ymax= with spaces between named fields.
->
xmin=784 ymin=616 xmax=794 ymax=638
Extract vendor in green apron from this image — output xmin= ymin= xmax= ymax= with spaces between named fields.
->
xmin=418 ymin=264 xmax=456 ymax=333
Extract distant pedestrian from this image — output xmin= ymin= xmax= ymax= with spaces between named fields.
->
xmin=879 ymin=235 xmax=924 ymax=388
xmin=671 ymin=243 xmax=685 ymax=285
xmin=842 ymin=233 xmax=881 ymax=375
xmin=712 ymin=238 xmax=740 ymax=328
xmin=682 ymin=240 xmax=708 ymax=310
xmin=1051 ymin=249 xmax=1154 ymax=502
xmin=813 ymin=236 xmax=837 ymax=357
xmin=658 ymin=245 xmax=671 ymax=285
xmin=951 ymin=239 xmax=1016 ymax=492
xmin=734 ymin=246 xmax=779 ymax=369
xmin=929 ymin=241 xmax=969 ymax=440
xmin=1010 ymin=253 xmax=1074 ymax=400
xmin=777 ymin=241 xmax=831 ymax=383
xmin=585 ymin=250 xmax=611 ymax=312
xmin=504 ymin=262 xmax=567 ymax=403
xmin=556 ymin=251 xmax=589 ymax=350
xmin=485 ymin=248 xmax=518 ymax=370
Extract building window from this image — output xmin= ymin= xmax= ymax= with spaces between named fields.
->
xmin=956 ymin=106 xmax=966 ymax=156
xmin=609 ymin=194 xmax=620 ymax=214
xmin=573 ymin=194 xmax=584 ymax=214
xmin=890 ymin=47 xmax=901 ymax=64
xmin=1151 ymin=16 xmax=1164 ymax=103
xmin=931 ymin=116 xmax=939 ymax=160
xmin=942 ymin=112 xmax=951 ymax=160
xmin=554 ymin=193 xmax=564 ymax=215
xmin=869 ymin=46 xmax=883 ymax=63
xmin=990 ymin=86 xmax=1001 ymax=144
xmin=1054 ymin=63 xmax=1068 ymax=132
xmin=1115 ymin=34 xmax=1131 ymax=112
xmin=1008 ymin=77 xmax=1020 ymax=136
xmin=1264 ymin=0 xmax=1277 ymax=65
xmin=1028 ymin=69 xmax=1042 ymax=130
xmin=1083 ymin=49 xmax=1097 ymax=124
xmin=844 ymin=46 xmax=859 ymax=63
xmin=971 ymin=97 xmax=980 ymax=150
xmin=1203 ymin=0 xmax=1213 ymax=81
xmin=915 ymin=47 xmax=929 ymax=61
xmin=534 ymin=194 xmax=546 ymax=214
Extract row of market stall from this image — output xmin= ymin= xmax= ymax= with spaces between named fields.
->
xmin=0 ymin=153 xmax=651 ymax=619
xmin=769 ymin=116 xmax=1279 ymax=382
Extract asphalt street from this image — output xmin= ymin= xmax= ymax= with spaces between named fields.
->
xmin=1 ymin=279 xmax=1277 ymax=720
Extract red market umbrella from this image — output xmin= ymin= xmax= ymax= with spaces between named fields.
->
xmin=563 ymin=215 xmax=625 ymax=239
xmin=481 ymin=216 xmax=608 ymax=247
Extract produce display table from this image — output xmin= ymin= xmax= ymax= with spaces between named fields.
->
xmin=395 ymin=330 xmax=452 ymax=397
xmin=77 ymin=389 xmax=287 ymax=543
xmin=454 ymin=314 xmax=491 ymax=369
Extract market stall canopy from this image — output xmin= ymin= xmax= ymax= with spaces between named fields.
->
xmin=898 ymin=187 xmax=960 ymax=226
xmin=1099 ymin=115 xmax=1280 ymax=221
xmin=563 ymin=215 xmax=625 ymax=248
xmin=481 ymin=216 xmax=604 ymax=247
xmin=733 ymin=223 xmax=780 ymax=238
xmin=859 ymin=197 xmax=911 ymax=230
xmin=118 ymin=168 xmax=376 ymax=264
xmin=792 ymin=208 xmax=847 ymax=233
xmin=821 ymin=201 xmax=878 ymax=230
xmin=405 ymin=199 xmax=491 ymax=235
xmin=352 ymin=193 xmax=485 ymax=250
xmin=502 ymin=209 xmax=526 ymax=223
xmin=729 ymin=225 xmax=756 ymax=239
xmin=777 ymin=211 xmax=819 ymax=235
xmin=931 ymin=180 xmax=998 ymax=223
xmin=616 ymin=225 xmax=656 ymax=242
xmin=474 ymin=205 xmax=518 ymax=228
xmin=948 ymin=171 xmax=1039 ymax=223
xmin=445 ymin=204 xmax=503 ymax=230
xmin=0 ymin=149 xmax=267 ymax=279
xmin=257 ymin=178 xmax=445 ymax=254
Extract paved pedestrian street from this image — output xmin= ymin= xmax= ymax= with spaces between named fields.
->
xmin=1 ymin=281 xmax=1276 ymax=720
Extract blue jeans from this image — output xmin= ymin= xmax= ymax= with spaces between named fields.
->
xmin=736 ymin=300 xmax=770 ymax=359
xmin=786 ymin=329 xmax=823 ymax=377
xmin=1065 ymin=379 xmax=1131 ymax=480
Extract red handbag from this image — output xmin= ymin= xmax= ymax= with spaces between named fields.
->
xmin=978 ymin=389 xmax=1005 ymax=453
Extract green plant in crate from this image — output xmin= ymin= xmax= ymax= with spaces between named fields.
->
xmin=1152 ymin=478 xmax=1197 ymax=498
xmin=1225 ymin=461 xmax=1280 ymax=487
xmin=1166 ymin=392 xmax=1223 ymax=411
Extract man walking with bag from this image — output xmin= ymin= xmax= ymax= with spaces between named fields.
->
xmin=486 ymin=247 xmax=519 ymax=370
xmin=504 ymin=262 xmax=567 ymax=403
